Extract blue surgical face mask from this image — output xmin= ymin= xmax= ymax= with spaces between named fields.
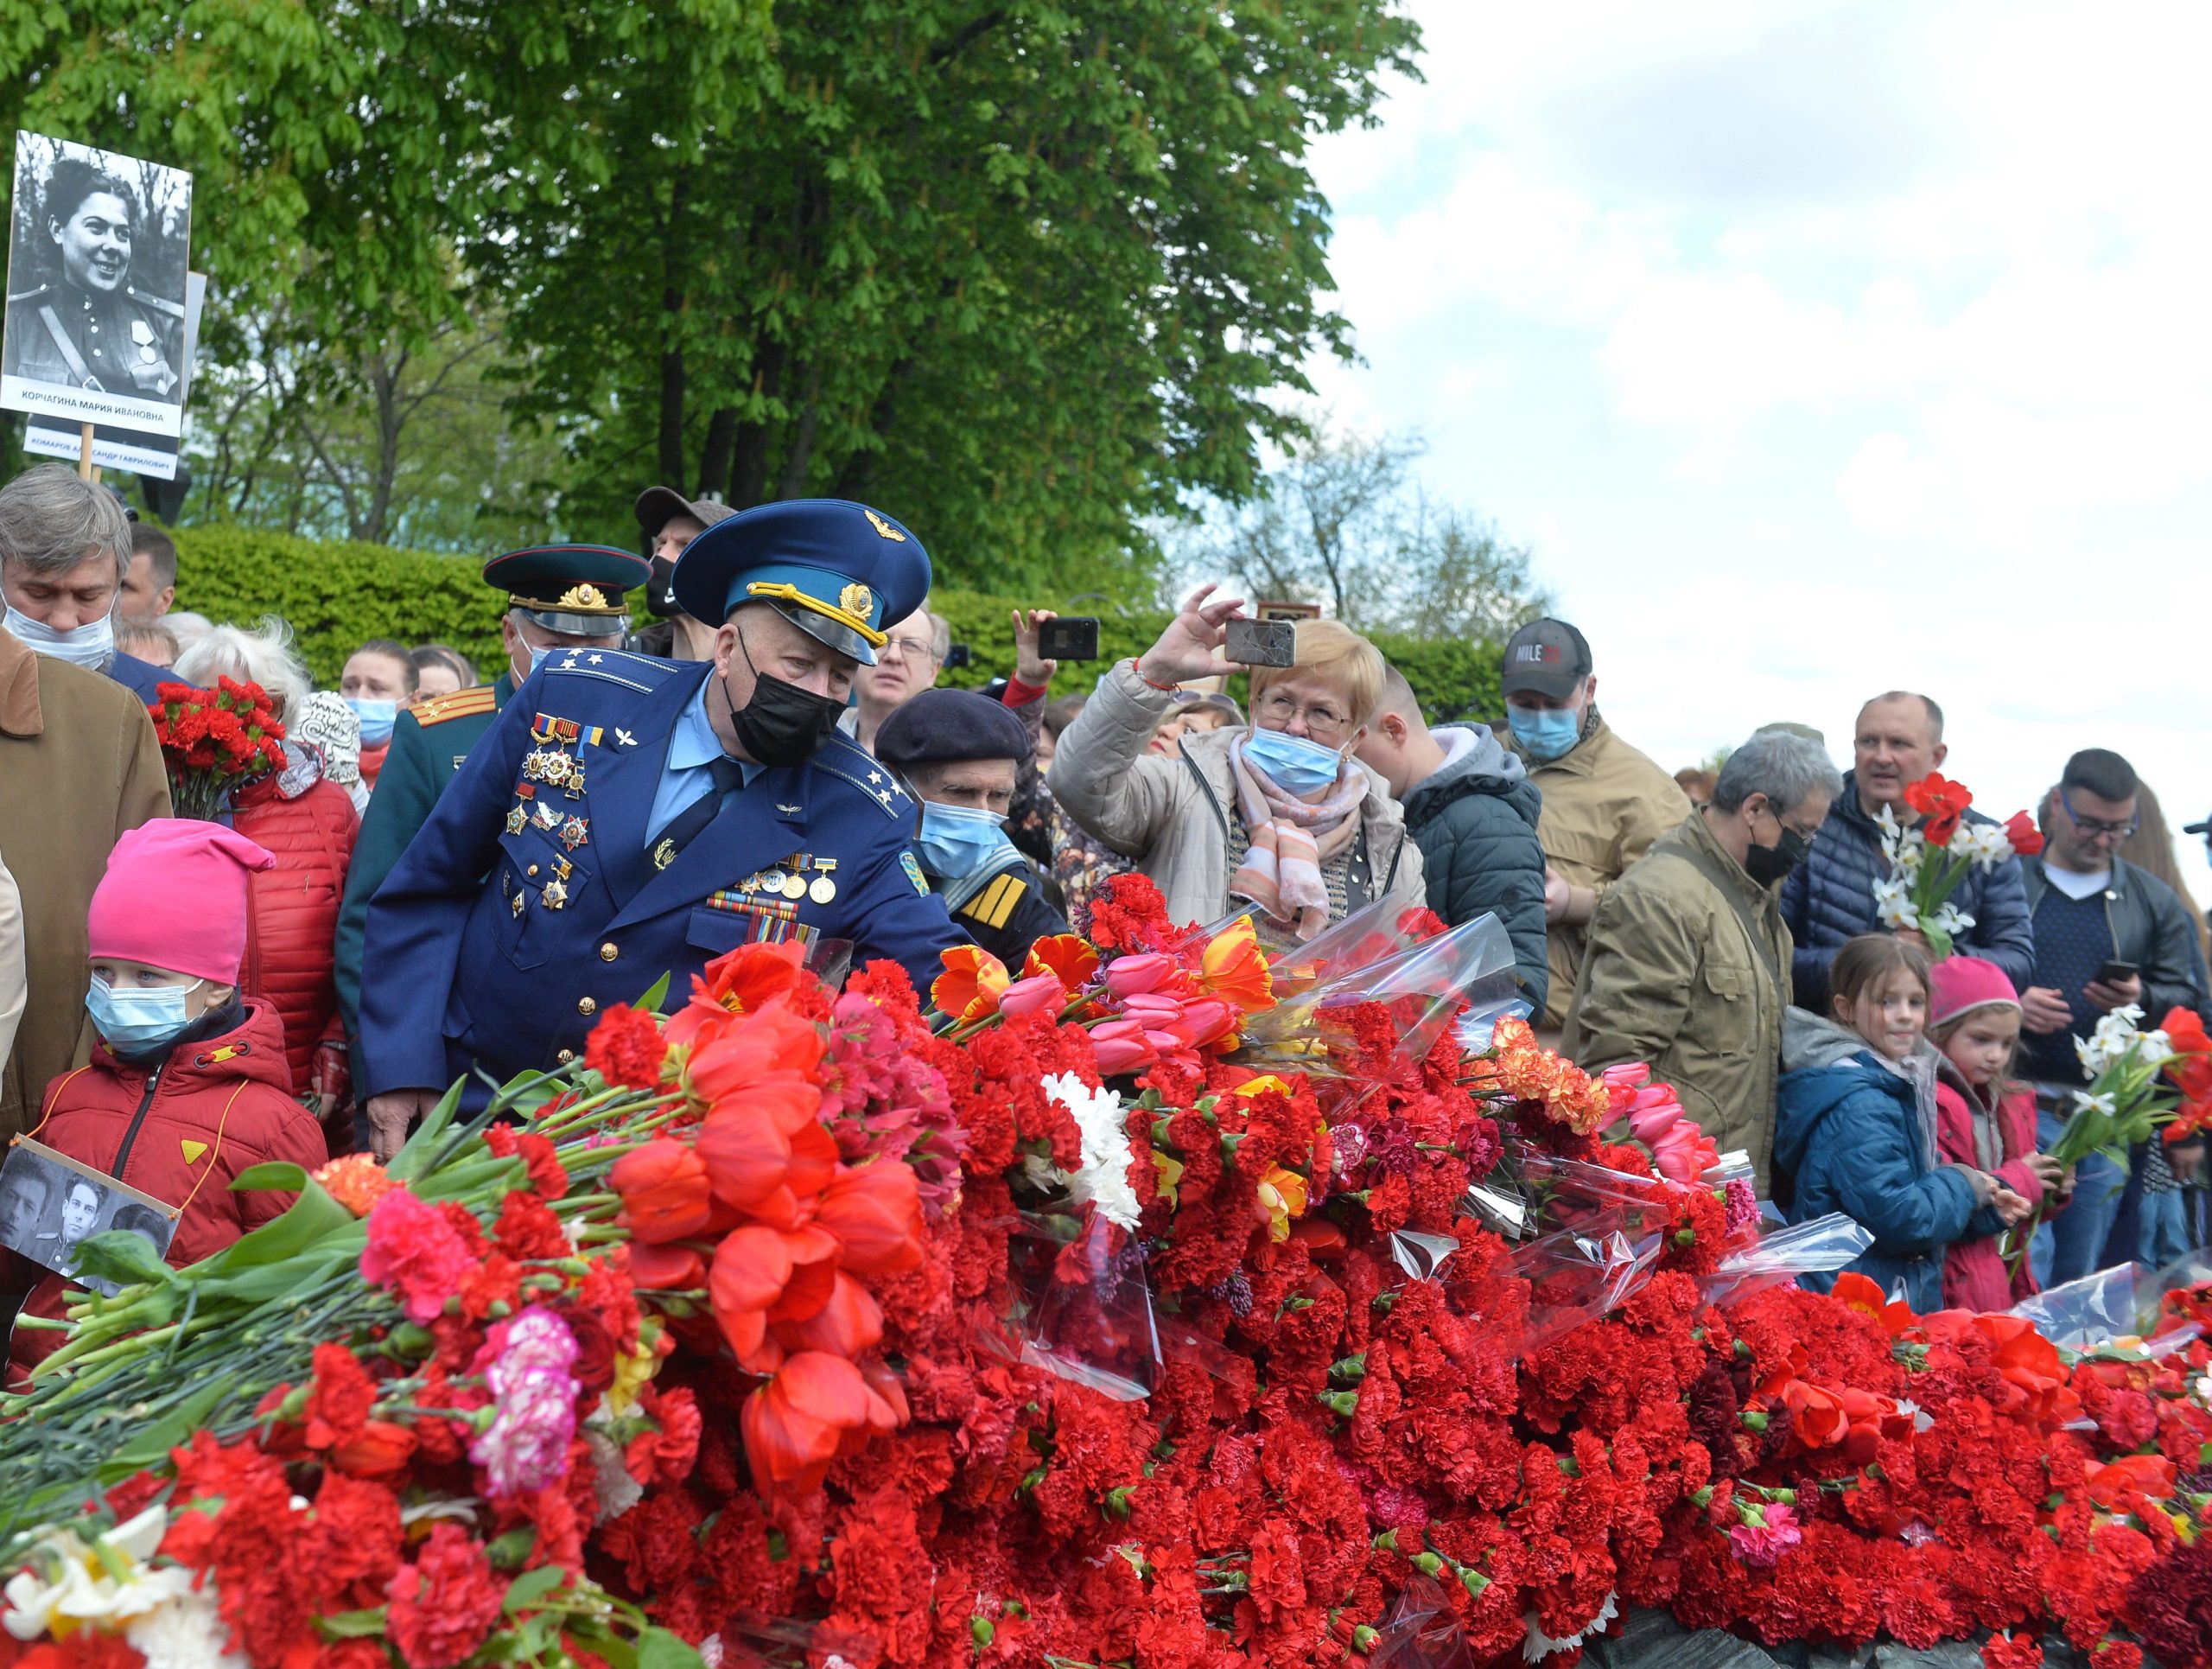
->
xmin=346 ymin=696 xmax=399 ymax=747
xmin=5 ymin=602 xmax=115 ymax=670
xmin=86 ymin=976 xmax=202 ymax=1054
xmin=1244 ymin=726 xmax=1345 ymax=797
xmin=1508 ymin=704 xmax=1583 ymax=762
xmin=917 ymin=801 xmax=1015 ymax=881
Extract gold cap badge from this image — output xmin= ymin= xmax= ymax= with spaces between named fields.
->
xmin=863 ymin=508 xmax=906 ymax=542
xmin=556 ymin=583 xmax=610 ymax=610
xmin=839 ymin=582 xmax=874 ymax=621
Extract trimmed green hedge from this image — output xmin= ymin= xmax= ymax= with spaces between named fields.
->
xmin=169 ymin=528 xmax=1503 ymax=722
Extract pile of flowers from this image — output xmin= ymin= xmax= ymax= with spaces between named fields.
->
xmin=145 ymin=677 xmax=287 ymax=821
xmin=3 ymin=875 xmax=2208 ymax=1669
xmin=1872 ymin=772 xmax=2043 ymax=959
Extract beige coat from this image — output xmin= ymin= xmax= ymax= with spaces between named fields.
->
xmin=1047 ymin=657 xmax=1425 ymax=931
xmin=1561 ymin=812 xmax=1794 ymax=1188
xmin=1515 ymin=710 xmax=1690 ymax=1026
xmin=0 ymin=627 xmax=170 ymax=1137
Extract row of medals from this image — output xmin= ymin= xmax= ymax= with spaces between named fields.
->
xmin=744 ymin=856 xmax=838 ymax=907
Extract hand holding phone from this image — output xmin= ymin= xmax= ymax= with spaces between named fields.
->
xmin=1038 ymin=616 xmax=1100 ymax=662
xmin=1224 ymin=616 xmax=1296 ymax=668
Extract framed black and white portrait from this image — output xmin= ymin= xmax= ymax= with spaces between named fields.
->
xmin=0 ymin=1137 xmax=178 ymax=1296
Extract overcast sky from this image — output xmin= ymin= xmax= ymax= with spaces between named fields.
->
xmin=1298 ymin=0 xmax=2212 ymax=894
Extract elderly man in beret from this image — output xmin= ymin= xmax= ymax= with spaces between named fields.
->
xmin=875 ymin=687 xmax=1071 ymax=968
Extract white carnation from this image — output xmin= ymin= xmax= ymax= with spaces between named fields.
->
xmin=1042 ymin=1072 xmax=1141 ymax=1232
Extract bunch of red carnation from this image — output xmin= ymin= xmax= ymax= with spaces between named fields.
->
xmin=147 ymin=676 xmax=285 ymax=819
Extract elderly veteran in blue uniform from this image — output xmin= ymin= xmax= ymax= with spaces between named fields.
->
xmin=357 ymin=500 xmax=966 ymax=1156
xmin=334 ymin=544 xmax=651 ymax=1098
xmin=875 ymin=687 xmax=1072 ymax=969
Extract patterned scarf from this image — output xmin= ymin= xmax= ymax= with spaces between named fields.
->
xmin=1226 ymin=732 xmax=1365 ymax=940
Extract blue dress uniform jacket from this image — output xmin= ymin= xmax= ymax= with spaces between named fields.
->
xmin=358 ymin=651 xmax=964 ymax=1099
xmin=334 ymin=673 xmax=513 ymax=1048
xmin=933 ymin=854 xmax=1072 ymax=971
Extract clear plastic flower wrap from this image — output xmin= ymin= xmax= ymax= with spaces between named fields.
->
xmin=1365 ymin=1574 xmax=1477 ymax=1669
xmin=975 ymin=1208 xmax=1161 ymax=1401
xmin=2009 ymin=1248 xmax=2212 ymax=1354
xmin=1510 ymin=1145 xmax=1681 ymax=1239
xmin=1503 ymin=1226 xmax=1664 ymax=1361
xmin=1697 ymin=1213 xmax=1875 ymax=1309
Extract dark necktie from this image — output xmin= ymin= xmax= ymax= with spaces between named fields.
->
xmin=647 ymin=756 xmax=746 ymax=866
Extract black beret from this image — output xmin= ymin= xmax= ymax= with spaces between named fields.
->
xmin=873 ymin=687 xmax=1031 ymax=768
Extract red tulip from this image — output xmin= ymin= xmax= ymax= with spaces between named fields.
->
xmin=813 ymin=1164 xmax=924 ymax=1275
xmin=2086 ymin=1453 xmax=2177 ymax=1510
xmin=1025 ymin=933 xmax=1100 ymax=991
xmin=1904 ymin=773 xmax=1973 ymax=847
xmin=2002 ymin=809 xmax=2044 ymax=857
xmin=626 ymin=1240 xmax=706 ymax=1291
xmin=709 ymin=1222 xmax=840 ymax=1372
xmin=609 ymin=1139 xmax=712 ymax=1244
xmin=770 ymin=1270 xmax=884 ymax=1359
xmin=664 ymin=941 xmax=808 ymax=1047
xmin=741 ymin=1352 xmax=900 ymax=1495
xmin=931 ymin=945 xmax=1009 ymax=1024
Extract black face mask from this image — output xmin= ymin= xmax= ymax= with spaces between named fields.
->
xmin=724 ymin=631 xmax=845 ymax=767
xmin=1745 ymin=825 xmax=1810 ymax=887
xmin=645 ymin=555 xmax=680 ymax=619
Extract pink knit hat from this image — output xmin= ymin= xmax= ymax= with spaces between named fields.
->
xmin=87 ymin=821 xmax=276 ymax=985
xmin=1928 ymin=954 xmax=2021 ymax=1030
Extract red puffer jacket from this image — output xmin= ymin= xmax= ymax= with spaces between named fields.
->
xmin=6 ymin=1001 xmax=329 ymax=1385
xmin=231 ymin=772 xmax=359 ymax=1094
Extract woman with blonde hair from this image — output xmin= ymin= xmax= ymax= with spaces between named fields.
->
xmin=1047 ymin=587 xmax=1424 ymax=939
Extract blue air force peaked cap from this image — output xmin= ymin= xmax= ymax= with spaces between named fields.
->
xmin=874 ymin=687 xmax=1033 ymax=768
xmin=483 ymin=544 xmax=653 ymax=638
xmin=670 ymin=498 xmax=931 ymax=666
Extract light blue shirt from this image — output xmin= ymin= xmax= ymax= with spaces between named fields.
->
xmin=647 ymin=680 xmax=764 ymax=840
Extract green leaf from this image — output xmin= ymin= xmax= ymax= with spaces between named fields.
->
xmin=387 ymin=1080 xmax=467 ymax=1184
xmin=636 ymin=1627 xmax=708 ymax=1669
xmin=186 ymin=1181 xmax=356 ymax=1279
xmin=231 ymin=1162 xmax=310 ymax=1193
xmin=503 ymin=1565 xmax=567 ymax=1614
xmin=635 ymin=972 xmax=672 ymax=1016
xmin=316 ymin=1608 xmax=392 ymax=1639
xmin=67 ymin=1229 xmax=179 ymax=1292
xmin=97 ymin=1379 xmax=227 ymax=1481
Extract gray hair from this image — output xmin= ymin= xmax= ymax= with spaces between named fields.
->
xmin=925 ymin=608 xmax=951 ymax=663
xmin=164 ymin=610 xmax=213 ymax=653
xmin=1713 ymin=729 xmax=1843 ymax=817
xmin=0 ymin=463 xmax=131 ymax=579
xmin=173 ymin=616 xmax=313 ymax=723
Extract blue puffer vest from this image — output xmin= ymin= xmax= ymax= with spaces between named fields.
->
xmin=1778 ymin=771 xmax=2036 ymax=1012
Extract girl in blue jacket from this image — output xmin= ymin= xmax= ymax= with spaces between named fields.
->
xmin=1772 ymin=934 xmax=2027 ymax=1312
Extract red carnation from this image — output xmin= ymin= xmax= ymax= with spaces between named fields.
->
xmin=585 ymin=1003 xmax=668 ymax=1090
xmin=385 ymin=1522 xmax=508 ymax=1668
xmin=359 ymin=1186 xmax=475 ymax=1322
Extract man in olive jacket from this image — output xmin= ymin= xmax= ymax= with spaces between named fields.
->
xmin=1564 ymin=729 xmax=1840 ymax=1190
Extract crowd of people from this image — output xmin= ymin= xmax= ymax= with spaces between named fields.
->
xmin=0 ymin=460 xmax=2205 ymax=1370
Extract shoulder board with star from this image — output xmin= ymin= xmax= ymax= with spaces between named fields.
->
xmin=812 ymin=734 xmax=916 ymax=819
xmin=128 ymin=290 xmax=186 ymax=320
xmin=539 ymin=647 xmax=675 ymax=695
xmin=408 ymin=685 xmax=499 ymax=727
xmin=6 ymin=283 xmax=51 ymax=305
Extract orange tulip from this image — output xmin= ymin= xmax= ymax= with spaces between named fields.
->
xmin=688 ymin=1003 xmax=825 ymax=1105
xmin=709 ymin=1223 xmax=840 ymax=1372
xmin=1025 ymin=933 xmax=1101 ymax=991
xmin=1831 ymin=1272 xmax=1917 ymax=1336
xmin=770 ymin=1271 xmax=885 ymax=1359
xmin=814 ymin=1164 xmax=925 ymax=1275
xmin=696 ymin=1101 xmax=839 ymax=1226
xmin=609 ymin=1139 xmax=712 ymax=1244
xmin=931 ymin=945 xmax=1010 ymax=1024
xmin=741 ymin=1352 xmax=901 ymax=1495
xmin=1776 ymin=1379 xmax=1847 ymax=1448
xmin=1198 ymin=916 xmax=1274 ymax=1016
xmin=664 ymin=941 xmax=808 ymax=1046
xmin=331 ymin=1419 xmax=418 ymax=1480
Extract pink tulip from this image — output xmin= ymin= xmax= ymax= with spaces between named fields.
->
xmin=1629 ymin=1099 xmax=1682 ymax=1143
xmin=1103 ymin=952 xmax=1179 ymax=1000
xmin=998 ymin=972 xmax=1067 ymax=1018
xmin=1600 ymin=1062 xmax=1650 ymax=1092
xmin=1651 ymin=1124 xmax=1719 ymax=1184
xmin=1090 ymin=1017 xmax=1158 ymax=1074
xmin=1179 ymin=997 xmax=1237 ymax=1048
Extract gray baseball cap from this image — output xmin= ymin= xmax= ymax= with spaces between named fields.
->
xmin=1501 ymin=618 xmax=1593 ymax=699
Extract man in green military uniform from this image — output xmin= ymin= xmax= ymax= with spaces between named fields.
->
xmin=3 ymin=158 xmax=184 ymax=405
xmin=334 ymin=545 xmax=651 ymax=1113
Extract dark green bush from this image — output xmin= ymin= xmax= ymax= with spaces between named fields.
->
xmin=171 ymin=528 xmax=1505 ymax=722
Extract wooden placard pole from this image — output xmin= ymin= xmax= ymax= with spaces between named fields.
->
xmin=75 ymin=420 xmax=95 ymax=481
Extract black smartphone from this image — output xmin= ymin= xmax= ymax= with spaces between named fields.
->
xmin=2094 ymin=959 xmax=2139 ymax=985
xmin=1224 ymin=616 xmax=1297 ymax=667
xmin=944 ymin=642 xmax=972 ymax=670
xmin=1037 ymin=616 xmax=1100 ymax=661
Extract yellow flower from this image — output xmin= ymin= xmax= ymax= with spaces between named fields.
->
xmin=606 ymin=1340 xmax=662 ymax=1416
xmin=1255 ymin=1165 xmax=1309 ymax=1243
xmin=1233 ymin=1074 xmax=1295 ymax=1099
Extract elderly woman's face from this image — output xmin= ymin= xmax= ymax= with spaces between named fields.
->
xmin=54 ymin=191 xmax=133 ymax=294
xmin=1251 ymin=671 xmax=1359 ymax=749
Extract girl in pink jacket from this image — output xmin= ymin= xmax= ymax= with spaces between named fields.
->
xmin=1928 ymin=956 xmax=2069 ymax=1312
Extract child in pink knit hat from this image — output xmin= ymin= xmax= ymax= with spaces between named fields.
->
xmin=1926 ymin=955 xmax=2071 ymax=1312
xmin=3 ymin=821 xmax=327 ymax=1387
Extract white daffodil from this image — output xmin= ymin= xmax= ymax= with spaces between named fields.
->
xmin=1874 ymin=804 xmax=1903 ymax=850
xmin=1872 ymin=876 xmax=1918 ymax=929
xmin=1928 ymin=902 xmax=1974 ymax=940
xmin=3 ymin=1508 xmax=195 ymax=1641
xmin=2138 ymin=1029 xmax=2175 ymax=1066
xmin=1043 ymin=1072 xmax=1141 ymax=1232
xmin=2070 ymin=1090 xmax=2118 ymax=1119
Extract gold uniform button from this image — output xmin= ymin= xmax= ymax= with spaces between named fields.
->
xmin=556 ymin=1048 xmax=575 ymax=1064
xmin=599 ymin=942 xmax=618 ymax=962
xmin=577 ymin=997 xmax=597 ymax=1016
xmin=527 ymin=863 xmax=540 ymax=876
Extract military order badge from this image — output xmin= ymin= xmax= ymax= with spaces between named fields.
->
xmin=1 ymin=132 xmax=194 ymax=439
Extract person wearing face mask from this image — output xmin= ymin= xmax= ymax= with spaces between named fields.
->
xmin=1563 ymin=728 xmax=1840 ymax=1191
xmin=874 ymin=688 xmax=1072 ymax=968
xmin=3 ymin=821 xmax=327 ymax=1386
xmin=1047 ymin=591 xmax=1425 ymax=940
xmin=628 ymin=487 xmax=735 ymax=661
xmin=0 ymin=462 xmax=173 ymax=703
xmin=337 ymin=639 xmax=416 ymax=791
xmin=1498 ymin=617 xmax=1690 ymax=1030
xmin=333 ymin=545 xmax=652 ymax=1133
xmin=357 ymin=500 xmax=966 ymax=1156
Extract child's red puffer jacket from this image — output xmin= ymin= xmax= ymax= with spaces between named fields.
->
xmin=230 ymin=772 xmax=359 ymax=1095
xmin=5 ymin=1001 xmax=328 ymax=1385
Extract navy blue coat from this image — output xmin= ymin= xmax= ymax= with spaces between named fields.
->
xmin=104 ymin=651 xmax=171 ymax=704
xmin=1779 ymin=771 xmax=2035 ymax=1012
xmin=359 ymin=651 xmax=964 ymax=1099
xmin=1773 ymin=1042 xmax=2000 ymax=1312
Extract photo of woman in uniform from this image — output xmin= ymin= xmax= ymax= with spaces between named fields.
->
xmin=0 ymin=132 xmax=192 ymax=436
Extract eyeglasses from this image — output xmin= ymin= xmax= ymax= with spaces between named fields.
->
xmin=879 ymin=635 xmax=940 ymax=664
xmin=2060 ymin=787 xmax=2138 ymax=840
xmin=1255 ymin=690 xmax=1351 ymax=738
